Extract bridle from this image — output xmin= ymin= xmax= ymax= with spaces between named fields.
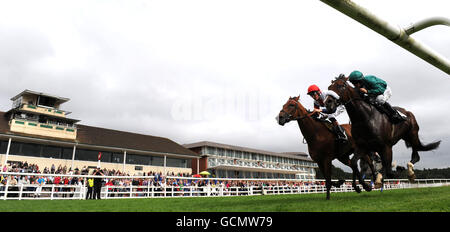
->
xmin=280 ymin=98 xmax=323 ymax=145
xmin=330 ymin=78 xmax=364 ymax=107
xmin=280 ymin=99 xmax=316 ymax=122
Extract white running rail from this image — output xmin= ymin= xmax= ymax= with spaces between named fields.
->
xmin=0 ymin=172 xmax=449 ymax=200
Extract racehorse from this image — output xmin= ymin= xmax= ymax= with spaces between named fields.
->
xmin=277 ymin=96 xmax=374 ymax=199
xmin=325 ymin=76 xmax=440 ymax=187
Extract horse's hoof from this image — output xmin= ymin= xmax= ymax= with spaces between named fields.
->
xmin=408 ymin=174 xmax=416 ymax=183
xmin=364 ymin=185 xmax=372 ymax=192
xmin=407 ymin=162 xmax=415 ymax=176
xmin=375 ymin=182 xmax=383 ymax=189
xmin=354 ymin=186 xmax=361 ymax=193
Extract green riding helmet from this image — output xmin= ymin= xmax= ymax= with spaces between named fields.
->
xmin=348 ymin=70 xmax=364 ymax=82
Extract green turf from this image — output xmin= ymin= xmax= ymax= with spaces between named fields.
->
xmin=0 ymin=186 xmax=449 ymax=212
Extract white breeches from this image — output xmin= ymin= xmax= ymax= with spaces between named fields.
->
xmin=375 ymin=86 xmax=392 ymax=104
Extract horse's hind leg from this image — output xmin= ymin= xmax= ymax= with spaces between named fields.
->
xmin=404 ymin=128 xmax=421 ymax=164
xmin=403 ymin=129 xmax=421 ymax=182
xmin=407 ymin=149 xmax=419 ymax=182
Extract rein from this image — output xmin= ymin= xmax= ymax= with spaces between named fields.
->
xmin=282 ymin=101 xmax=317 ymax=145
xmin=298 ymin=111 xmax=317 ymax=120
xmin=281 ymin=101 xmax=316 ymax=121
xmin=332 ymin=80 xmax=365 ymax=107
xmin=332 ymin=79 xmax=376 ymax=120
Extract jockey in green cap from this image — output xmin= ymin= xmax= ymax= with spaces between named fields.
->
xmin=348 ymin=70 xmax=405 ymax=123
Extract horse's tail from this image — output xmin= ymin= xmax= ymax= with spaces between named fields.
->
xmin=403 ymin=109 xmax=441 ymax=152
xmin=405 ymin=139 xmax=441 ymax=151
xmin=415 ymin=140 xmax=441 ymax=151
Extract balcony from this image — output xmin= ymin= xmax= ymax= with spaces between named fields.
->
xmin=10 ymin=119 xmax=77 ymax=140
xmin=19 ymin=103 xmax=67 ymax=118
xmin=207 ymin=157 xmax=315 ymax=174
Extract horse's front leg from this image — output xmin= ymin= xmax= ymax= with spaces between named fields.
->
xmin=353 ymin=149 xmax=372 ymax=192
xmin=348 ymin=156 xmax=361 ymax=193
xmin=318 ymin=160 xmax=333 ymax=200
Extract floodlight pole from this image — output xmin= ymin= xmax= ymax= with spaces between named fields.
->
xmin=319 ymin=0 xmax=450 ymax=75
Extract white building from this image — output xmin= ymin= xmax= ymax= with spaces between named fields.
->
xmin=184 ymin=141 xmax=318 ymax=180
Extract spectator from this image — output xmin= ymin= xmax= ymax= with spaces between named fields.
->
xmin=35 ymin=176 xmax=46 ymax=198
xmin=105 ymin=179 xmax=114 ymax=197
xmin=8 ymin=176 xmax=18 ymax=198
xmin=93 ymin=168 xmax=104 ymax=200
xmin=86 ymin=177 xmax=94 ymax=200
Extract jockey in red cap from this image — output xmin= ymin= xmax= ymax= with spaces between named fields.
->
xmin=307 ymin=84 xmax=347 ymax=142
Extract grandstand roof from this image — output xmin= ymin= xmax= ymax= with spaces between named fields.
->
xmin=0 ymin=111 xmax=199 ymax=158
xmin=183 ymin=141 xmax=311 ymax=161
xmin=10 ymin=89 xmax=70 ymax=104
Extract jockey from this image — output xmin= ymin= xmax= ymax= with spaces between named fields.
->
xmin=307 ymin=84 xmax=347 ymax=142
xmin=348 ymin=70 xmax=405 ymax=124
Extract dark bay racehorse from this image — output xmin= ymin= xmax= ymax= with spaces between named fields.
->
xmin=277 ymin=96 xmax=374 ymax=199
xmin=326 ymin=76 xmax=440 ymax=187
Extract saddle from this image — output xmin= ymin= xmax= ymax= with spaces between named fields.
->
xmin=312 ymin=115 xmax=348 ymax=139
xmin=312 ymin=115 xmax=349 ymax=155
xmin=363 ymin=95 xmax=406 ymax=123
xmin=312 ymin=116 xmax=334 ymax=132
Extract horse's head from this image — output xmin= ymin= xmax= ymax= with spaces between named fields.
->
xmin=326 ymin=74 xmax=352 ymax=113
xmin=277 ymin=95 xmax=305 ymax=126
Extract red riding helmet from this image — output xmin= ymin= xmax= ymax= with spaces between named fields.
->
xmin=307 ymin=85 xmax=321 ymax=95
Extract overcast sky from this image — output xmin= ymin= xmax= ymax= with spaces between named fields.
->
xmin=0 ymin=0 xmax=449 ymax=170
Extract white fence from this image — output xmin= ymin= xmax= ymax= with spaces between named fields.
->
xmin=1 ymin=172 xmax=449 ymax=200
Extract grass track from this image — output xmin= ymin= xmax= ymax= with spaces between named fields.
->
xmin=0 ymin=186 xmax=449 ymax=212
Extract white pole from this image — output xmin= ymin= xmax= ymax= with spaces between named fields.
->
xmin=197 ymin=158 xmax=199 ymax=174
xmin=164 ymin=155 xmax=167 ymax=175
xmin=123 ymin=151 xmax=127 ymax=173
xmin=319 ymin=0 xmax=450 ymax=75
xmin=71 ymin=144 xmax=76 ymax=170
xmin=3 ymin=138 xmax=12 ymax=167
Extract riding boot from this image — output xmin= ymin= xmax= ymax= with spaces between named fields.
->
xmin=382 ymin=102 xmax=405 ymax=124
xmin=332 ymin=123 xmax=347 ymax=142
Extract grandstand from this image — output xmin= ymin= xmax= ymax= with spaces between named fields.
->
xmin=184 ymin=141 xmax=318 ymax=180
xmin=0 ymin=90 xmax=199 ymax=176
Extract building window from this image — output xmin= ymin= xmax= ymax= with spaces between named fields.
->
xmin=217 ymin=148 xmax=224 ymax=157
xmin=126 ymin=154 xmax=149 ymax=165
xmin=75 ymin=149 xmax=100 ymax=162
xmin=166 ymin=158 xmax=188 ymax=168
xmin=100 ymin=152 xmax=112 ymax=163
xmin=62 ymin=147 xmax=74 ymax=160
xmin=151 ymin=156 xmax=164 ymax=166
xmin=112 ymin=153 xmax=123 ymax=163
xmin=207 ymin=146 xmax=216 ymax=155
xmin=235 ymin=151 xmax=242 ymax=159
xmin=0 ymin=140 xmax=8 ymax=154
xmin=225 ymin=149 xmax=233 ymax=158
xmin=41 ymin=145 xmax=62 ymax=159
xmin=20 ymin=142 xmax=42 ymax=157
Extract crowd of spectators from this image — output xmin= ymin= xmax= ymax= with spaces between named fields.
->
xmin=0 ymin=161 xmax=331 ymax=199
